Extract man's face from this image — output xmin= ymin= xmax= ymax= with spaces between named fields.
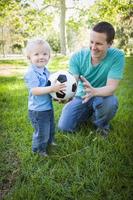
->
xmin=90 ymin=31 xmax=111 ymax=60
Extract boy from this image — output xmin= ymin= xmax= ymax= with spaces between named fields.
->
xmin=24 ymin=38 xmax=65 ymax=156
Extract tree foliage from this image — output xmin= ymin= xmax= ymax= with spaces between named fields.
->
xmin=0 ymin=0 xmax=132 ymax=55
xmin=86 ymin=0 xmax=133 ymax=53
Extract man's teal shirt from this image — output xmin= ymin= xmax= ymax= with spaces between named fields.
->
xmin=69 ymin=48 xmax=125 ymax=97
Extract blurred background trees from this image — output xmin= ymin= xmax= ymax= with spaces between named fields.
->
xmin=0 ymin=0 xmax=132 ymax=56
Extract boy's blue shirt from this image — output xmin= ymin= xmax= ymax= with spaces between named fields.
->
xmin=24 ymin=64 xmax=52 ymax=111
xmin=69 ymin=48 xmax=125 ymax=97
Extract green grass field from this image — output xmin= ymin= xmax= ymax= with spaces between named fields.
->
xmin=0 ymin=56 xmax=133 ymax=200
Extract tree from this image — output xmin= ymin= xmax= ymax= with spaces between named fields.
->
xmin=29 ymin=0 xmax=67 ymax=54
xmin=0 ymin=0 xmax=95 ymax=55
xmin=60 ymin=0 xmax=67 ymax=54
xmin=86 ymin=0 xmax=133 ymax=53
xmin=0 ymin=0 xmax=56 ymax=55
xmin=115 ymin=2 xmax=133 ymax=53
xmin=0 ymin=0 xmax=22 ymax=56
xmin=21 ymin=0 xmax=89 ymax=55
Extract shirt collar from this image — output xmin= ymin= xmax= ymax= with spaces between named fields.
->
xmin=30 ymin=64 xmax=47 ymax=75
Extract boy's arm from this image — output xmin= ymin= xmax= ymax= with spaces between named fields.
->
xmin=31 ymin=82 xmax=66 ymax=96
xmin=24 ymin=71 xmax=66 ymax=96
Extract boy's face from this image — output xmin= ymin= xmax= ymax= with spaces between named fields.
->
xmin=90 ymin=31 xmax=111 ymax=60
xmin=28 ymin=44 xmax=50 ymax=68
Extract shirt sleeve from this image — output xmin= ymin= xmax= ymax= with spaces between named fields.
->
xmin=24 ymin=70 xmax=39 ymax=90
xmin=108 ymin=52 xmax=125 ymax=80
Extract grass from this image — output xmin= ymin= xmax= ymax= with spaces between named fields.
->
xmin=0 ymin=55 xmax=69 ymax=70
xmin=0 ymin=59 xmax=27 ymax=66
xmin=0 ymin=56 xmax=133 ymax=200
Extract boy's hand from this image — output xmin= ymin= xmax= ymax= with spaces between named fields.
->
xmin=52 ymin=79 xmax=66 ymax=93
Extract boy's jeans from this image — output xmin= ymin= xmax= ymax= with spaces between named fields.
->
xmin=58 ymin=96 xmax=118 ymax=132
xmin=29 ymin=110 xmax=55 ymax=152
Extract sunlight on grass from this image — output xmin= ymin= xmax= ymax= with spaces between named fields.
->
xmin=0 ymin=59 xmax=27 ymax=66
xmin=49 ymin=55 xmax=69 ymax=72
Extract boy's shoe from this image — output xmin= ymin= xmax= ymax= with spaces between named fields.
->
xmin=48 ymin=142 xmax=57 ymax=146
xmin=38 ymin=151 xmax=48 ymax=157
xmin=51 ymin=142 xmax=57 ymax=146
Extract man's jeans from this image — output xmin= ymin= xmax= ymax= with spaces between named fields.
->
xmin=29 ymin=110 xmax=55 ymax=152
xmin=58 ymin=96 xmax=118 ymax=132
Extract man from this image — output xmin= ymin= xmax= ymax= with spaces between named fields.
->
xmin=58 ymin=21 xmax=125 ymax=136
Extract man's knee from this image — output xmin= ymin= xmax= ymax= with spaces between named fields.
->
xmin=58 ymin=97 xmax=84 ymax=132
xmin=58 ymin=122 xmax=74 ymax=132
xmin=93 ymin=96 xmax=118 ymax=118
xmin=58 ymin=113 xmax=76 ymax=132
xmin=104 ymin=96 xmax=118 ymax=115
xmin=58 ymin=104 xmax=75 ymax=132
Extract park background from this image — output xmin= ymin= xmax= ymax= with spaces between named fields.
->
xmin=0 ymin=0 xmax=133 ymax=199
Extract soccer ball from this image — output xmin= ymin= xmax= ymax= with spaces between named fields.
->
xmin=48 ymin=71 xmax=77 ymax=101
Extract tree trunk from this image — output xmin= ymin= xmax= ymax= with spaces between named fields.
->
xmin=60 ymin=0 xmax=67 ymax=55
xmin=1 ymin=26 xmax=5 ymax=57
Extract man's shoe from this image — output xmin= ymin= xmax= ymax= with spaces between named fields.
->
xmin=96 ymin=127 xmax=110 ymax=138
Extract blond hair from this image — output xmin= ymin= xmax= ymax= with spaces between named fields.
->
xmin=25 ymin=37 xmax=51 ymax=57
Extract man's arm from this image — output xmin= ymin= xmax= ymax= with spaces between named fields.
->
xmin=80 ymin=76 xmax=120 ymax=103
xmin=93 ymin=79 xmax=120 ymax=96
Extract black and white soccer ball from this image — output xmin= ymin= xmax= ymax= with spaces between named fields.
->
xmin=48 ymin=71 xmax=77 ymax=101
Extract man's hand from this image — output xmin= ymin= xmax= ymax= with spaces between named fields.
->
xmin=80 ymin=76 xmax=96 ymax=103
